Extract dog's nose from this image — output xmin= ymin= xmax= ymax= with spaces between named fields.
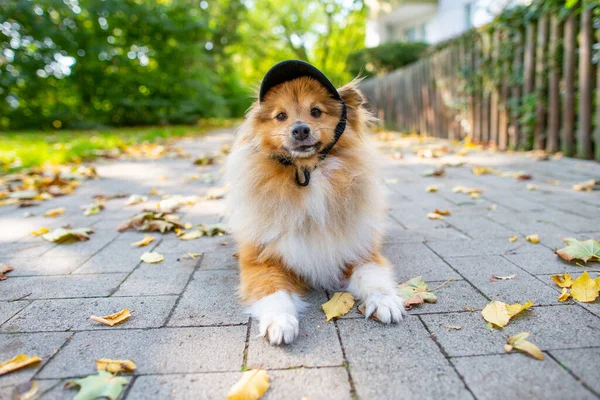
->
xmin=291 ymin=124 xmax=311 ymax=141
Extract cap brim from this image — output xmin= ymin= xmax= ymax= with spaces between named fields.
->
xmin=259 ymin=60 xmax=341 ymax=103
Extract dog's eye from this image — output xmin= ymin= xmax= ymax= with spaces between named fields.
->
xmin=275 ymin=112 xmax=287 ymax=121
xmin=310 ymin=107 xmax=322 ymax=118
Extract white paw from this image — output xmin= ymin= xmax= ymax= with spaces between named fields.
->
xmin=362 ymin=291 xmax=407 ymax=324
xmin=258 ymin=313 xmax=299 ymax=345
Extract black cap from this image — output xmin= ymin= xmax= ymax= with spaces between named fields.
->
xmin=259 ymin=60 xmax=341 ymax=103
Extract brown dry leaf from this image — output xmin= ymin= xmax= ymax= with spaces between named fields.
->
xmin=96 ymin=359 xmax=136 ymax=374
xmin=572 ymin=179 xmax=600 ymax=192
xmin=551 ymin=273 xmax=573 ymax=288
xmin=117 ymin=211 xmax=187 ymax=233
xmin=30 ymin=227 xmax=50 ymax=236
xmin=425 ymin=185 xmax=438 ymax=193
xmin=526 ymin=234 xmax=540 ymax=244
xmin=571 ymin=271 xmax=599 ymax=303
xmin=421 ymin=167 xmax=445 ymax=177
xmin=504 ymin=332 xmax=544 ymax=360
xmin=90 ymin=308 xmax=131 ymax=327
xmin=227 ymin=369 xmax=270 ymax=400
xmin=322 ymin=292 xmax=355 ymax=322
xmin=140 ymin=252 xmax=164 ymax=264
xmin=43 ymin=207 xmax=65 ymax=218
xmin=434 ymin=209 xmax=451 ymax=216
xmin=490 ymin=274 xmax=516 ymax=282
xmin=508 ymin=236 xmax=518 ymax=242
xmin=558 ymin=288 xmax=571 ymax=302
xmin=0 ymin=354 xmax=42 ymax=376
xmin=131 ymin=235 xmax=155 ymax=247
xmin=427 ymin=212 xmax=445 ymax=220
xmin=0 ymin=263 xmax=14 ymax=281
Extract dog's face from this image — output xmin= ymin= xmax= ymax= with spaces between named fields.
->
xmin=252 ymin=77 xmax=345 ymax=159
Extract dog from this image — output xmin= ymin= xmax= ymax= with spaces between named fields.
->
xmin=225 ymin=60 xmax=406 ymax=345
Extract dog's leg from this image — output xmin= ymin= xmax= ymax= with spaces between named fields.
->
xmin=347 ymin=255 xmax=406 ymax=323
xmin=239 ymin=245 xmax=308 ymax=345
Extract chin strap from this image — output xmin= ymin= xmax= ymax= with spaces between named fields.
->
xmin=272 ymin=100 xmax=347 ymax=187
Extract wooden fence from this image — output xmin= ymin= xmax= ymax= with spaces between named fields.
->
xmin=360 ymin=3 xmax=600 ymax=160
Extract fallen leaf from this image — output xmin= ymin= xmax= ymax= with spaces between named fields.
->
xmin=506 ymin=301 xmax=534 ymax=318
xmin=206 ymin=187 xmax=227 ymax=200
xmin=488 ymin=204 xmax=498 ymax=211
xmin=125 ymin=194 xmax=148 ymax=206
xmin=508 ymin=236 xmax=518 ymax=242
xmin=181 ymin=252 xmax=202 ymax=260
xmin=504 ymin=332 xmax=544 ymax=360
xmin=82 ymin=203 xmax=104 ymax=216
xmin=0 ymin=263 xmax=14 ymax=281
xmin=117 ymin=211 xmax=188 ymax=233
xmin=30 ymin=227 xmax=49 ymax=236
xmin=555 ymin=238 xmax=600 ymax=263
xmin=571 ymin=271 xmax=599 ymax=302
xmin=426 ymin=185 xmax=438 ymax=192
xmin=526 ymin=234 xmax=540 ymax=244
xmin=481 ymin=300 xmax=532 ymax=328
xmin=64 ymin=371 xmax=129 ymax=400
xmin=427 ymin=212 xmax=445 ymax=220
xmin=558 ymin=287 xmax=571 ymax=302
xmin=42 ymin=227 xmax=95 ymax=243
xmin=464 ymin=306 xmax=477 ymax=312
xmin=452 ymin=186 xmax=483 ymax=195
xmin=547 ymin=180 xmax=560 ymax=185
xmin=511 ymin=171 xmax=532 ymax=180
xmin=472 ymin=166 xmax=499 ymax=175
xmin=526 ymin=184 xmax=539 ymax=191
xmin=90 ymin=308 xmax=131 ymax=327
xmin=140 ymin=252 xmax=164 ymax=264
xmin=444 ymin=325 xmax=462 ymax=330
xmin=180 ymin=230 xmax=203 ymax=241
xmin=202 ymin=223 xmax=229 ymax=237
xmin=157 ymin=195 xmax=200 ymax=212
xmin=551 ymin=273 xmax=573 ymax=288
xmin=193 ymin=155 xmax=216 ymax=166
xmin=0 ymin=354 xmax=42 ymax=376
xmin=490 ymin=274 xmax=516 ymax=282
xmin=12 ymin=380 xmax=39 ymax=400
xmin=397 ymin=276 xmax=437 ymax=309
xmin=131 ymin=235 xmax=155 ymax=247
xmin=43 ymin=207 xmax=65 ymax=218
xmin=96 ymin=359 xmax=136 ymax=374
xmin=226 ymin=369 xmax=270 ymax=400
xmin=572 ymin=179 xmax=600 ymax=192
xmin=434 ymin=209 xmax=451 ymax=216
xmin=421 ymin=167 xmax=445 ymax=177
xmin=322 ymin=292 xmax=355 ymax=321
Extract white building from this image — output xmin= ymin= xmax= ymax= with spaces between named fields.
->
xmin=366 ymin=0 xmax=527 ymax=47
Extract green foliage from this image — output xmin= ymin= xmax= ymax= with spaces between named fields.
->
xmin=346 ymin=41 xmax=429 ymax=78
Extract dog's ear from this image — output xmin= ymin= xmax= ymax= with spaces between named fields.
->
xmin=338 ymin=79 xmax=365 ymax=108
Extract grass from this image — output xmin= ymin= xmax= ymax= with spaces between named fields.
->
xmin=0 ymin=119 xmax=237 ymax=173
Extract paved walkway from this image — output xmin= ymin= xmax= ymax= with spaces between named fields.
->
xmin=1 ymin=128 xmax=599 ymax=399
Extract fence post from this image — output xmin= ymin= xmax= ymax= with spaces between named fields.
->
xmin=546 ymin=14 xmax=561 ymax=153
xmin=561 ymin=10 xmax=576 ymax=156
xmin=577 ymin=4 xmax=592 ymax=159
xmin=534 ymin=14 xmax=548 ymax=150
xmin=522 ymin=21 xmax=536 ymax=150
xmin=490 ymin=29 xmax=500 ymax=147
xmin=596 ymin=25 xmax=600 ymax=162
xmin=498 ymin=27 xmax=509 ymax=151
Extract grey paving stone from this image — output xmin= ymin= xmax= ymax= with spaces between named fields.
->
xmin=127 ymin=372 xmax=240 ymax=400
xmin=0 ymin=256 xmax=89 ymax=276
xmin=72 ymin=237 xmax=160 ymax=274
xmin=447 ymin=215 xmax=518 ymax=239
xmin=247 ymin=292 xmax=344 ymax=369
xmin=444 ymin=255 xmax=562 ymax=305
xmin=38 ymin=326 xmax=247 ymax=379
xmin=420 ymin=305 xmax=600 ymax=357
xmin=152 ymin=237 xmax=224 ymax=255
xmin=1 ymin=296 xmax=178 ymax=333
xmin=167 ymin=270 xmax=246 ymax=327
xmin=453 ymin=354 xmax=597 ymax=400
xmin=384 ymin=224 xmax=470 ymax=243
xmin=112 ymin=258 xmax=195 ymax=297
xmin=0 ymin=379 xmax=64 ymax=400
xmin=265 ymin=367 xmax=352 ymax=400
xmin=197 ymin=248 xmax=238 ymax=271
xmin=0 ymin=332 xmax=71 ymax=389
xmin=1 ymin=241 xmax=55 ymax=258
xmin=337 ymin=317 xmax=472 ymax=400
xmin=550 ymin=348 xmax=600 ymax=395
xmin=426 ymin=237 xmax=546 ymax=258
xmin=383 ymin=242 xmax=462 ymax=281
xmin=504 ymin=251 xmax=587 ymax=275
xmin=0 ymin=274 xmax=127 ymax=301
xmin=0 ymin=301 xmax=29 ymax=325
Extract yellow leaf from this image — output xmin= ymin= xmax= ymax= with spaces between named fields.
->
xmin=526 ymin=184 xmax=539 ymax=191
xmin=0 ymin=354 xmax=42 ymax=376
xmin=506 ymin=301 xmax=533 ymax=318
xmin=180 ymin=230 xmax=203 ymax=240
xmin=508 ymin=236 xmax=518 ymax=242
xmin=558 ymin=288 xmax=571 ymax=302
xmin=131 ymin=235 xmax=155 ymax=247
xmin=90 ymin=308 xmax=131 ymax=327
xmin=427 ymin=212 xmax=445 ymax=220
xmin=526 ymin=234 xmax=540 ymax=244
xmin=505 ymin=332 xmax=544 ymax=360
xmin=426 ymin=185 xmax=438 ymax=192
xmin=30 ymin=227 xmax=50 ymax=236
xmin=481 ymin=301 xmax=511 ymax=328
xmin=96 ymin=358 xmax=136 ymax=374
xmin=140 ymin=252 xmax=164 ymax=264
xmin=43 ymin=207 xmax=65 ymax=218
xmin=227 ymin=369 xmax=270 ymax=400
xmin=571 ymin=271 xmax=599 ymax=303
xmin=322 ymin=292 xmax=355 ymax=322
xmin=551 ymin=273 xmax=573 ymax=288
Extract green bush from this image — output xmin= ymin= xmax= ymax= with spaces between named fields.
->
xmin=347 ymin=41 xmax=429 ymax=77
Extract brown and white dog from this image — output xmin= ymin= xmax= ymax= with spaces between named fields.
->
xmin=225 ymin=61 xmax=406 ymax=345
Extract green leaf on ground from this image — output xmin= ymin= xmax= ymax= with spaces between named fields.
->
xmin=397 ymin=276 xmax=437 ymax=308
xmin=555 ymin=238 xmax=600 ymax=263
xmin=64 ymin=371 xmax=129 ymax=400
xmin=42 ymin=228 xmax=95 ymax=243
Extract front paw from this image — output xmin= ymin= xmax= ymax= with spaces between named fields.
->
xmin=361 ymin=292 xmax=407 ymax=324
xmin=258 ymin=313 xmax=299 ymax=345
